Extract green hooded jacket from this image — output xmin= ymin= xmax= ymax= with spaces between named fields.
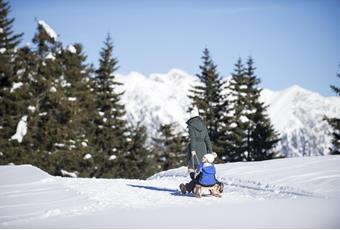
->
xmin=186 ymin=116 xmax=213 ymax=169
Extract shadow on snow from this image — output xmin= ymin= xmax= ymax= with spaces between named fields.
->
xmin=126 ymin=184 xmax=193 ymax=197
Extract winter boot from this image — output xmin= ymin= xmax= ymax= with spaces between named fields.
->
xmin=179 ymin=183 xmax=187 ymax=194
xmin=218 ymin=182 xmax=224 ymax=193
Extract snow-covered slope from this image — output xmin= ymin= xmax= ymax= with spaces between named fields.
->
xmin=1 ymin=156 xmax=340 ymax=228
xmin=117 ymin=69 xmax=340 ymax=157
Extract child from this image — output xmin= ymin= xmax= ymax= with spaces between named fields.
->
xmin=195 ymin=153 xmax=218 ymax=186
xmin=180 ymin=152 xmax=223 ymax=194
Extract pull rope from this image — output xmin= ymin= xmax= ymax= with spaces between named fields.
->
xmin=191 ymin=153 xmax=201 ymax=170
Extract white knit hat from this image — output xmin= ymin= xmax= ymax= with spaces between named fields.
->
xmin=190 ymin=106 xmax=200 ymax=118
xmin=203 ymin=153 xmax=216 ymax=164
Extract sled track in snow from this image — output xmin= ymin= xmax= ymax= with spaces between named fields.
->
xmin=218 ymin=177 xmax=325 ymax=199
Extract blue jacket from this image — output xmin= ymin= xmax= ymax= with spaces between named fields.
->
xmin=196 ymin=162 xmax=217 ymax=186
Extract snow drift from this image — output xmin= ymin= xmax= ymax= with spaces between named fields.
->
xmin=1 ymin=155 xmax=340 ymax=228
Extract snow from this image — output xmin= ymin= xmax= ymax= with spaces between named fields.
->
xmin=0 ymin=28 xmax=3 ymax=33
xmin=54 ymin=143 xmax=65 ymax=148
xmin=68 ymin=97 xmax=77 ymax=101
xmin=260 ymin=85 xmax=340 ymax=157
xmin=67 ymin=45 xmax=77 ymax=54
xmin=60 ymin=169 xmax=77 ymax=178
xmin=49 ymin=86 xmax=57 ymax=92
xmin=39 ymin=112 xmax=47 ymax=116
xmin=230 ymin=122 xmax=237 ymax=128
xmin=0 ymin=155 xmax=340 ymax=228
xmin=81 ymin=142 xmax=87 ymax=147
xmin=0 ymin=47 xmax=6 ymax=54
xmin=17 ymin=69 xmax=25 ymax=76
xmin=83 ymin=153 xmax=92 ymax=160
xmin=28 ymin=106 xmax=36 ymax=113
xmin=116 ymin=69 xmax=340 ymax=157
xmin=109 ymin=154 xmax=117 ymax=160
xmin=240 ymin=115 xmax=249 ymax=123
xmin=38 ymin=20 xmax=57 ymax=40
xmin=45 ymin=52 xmax=55 ymax=60
xmin=10 ymin=115 xmax=28 ymax=143
xmin=10 ymin=82 xmax=23 ymax=92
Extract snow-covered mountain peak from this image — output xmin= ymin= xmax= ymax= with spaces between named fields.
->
xmin=149 ymin=68 xmax=195 ymax=84
xmin=117 ymin=69 xmax=340 ymax=157
xmin=286 ymin=84 xmax=308 ymax=93
xmin=167 ymin=68 xmax=194 ymax=79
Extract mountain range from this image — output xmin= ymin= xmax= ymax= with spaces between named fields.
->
xmin=116 ymin=69 xmax=340 ymax=157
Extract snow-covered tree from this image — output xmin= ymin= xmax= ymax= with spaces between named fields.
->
xmin=23 ymin=19 xmax=82 ymax=174
xmin=51 ymin=43 xmax=99 ymax=177
xmin=0 ymin=0 xmax=31 ymax=165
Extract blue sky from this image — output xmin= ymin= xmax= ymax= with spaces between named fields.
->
xmin=11 ymin=0 xmax=340 ymax=96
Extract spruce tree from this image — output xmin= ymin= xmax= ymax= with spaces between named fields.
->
xmin=152 ymin=123 xmax=187 ymax=171
xmin=0 ymin=0 xmax=23 ymax=87
xmin=56 ymin=43 xmax=98 ymax=177
xmin=25 ymin=20 xmax=77 ymax=175
xmin=223 ymin=58 xmax=249 ymax=162
xmin=0 ymin=45 xmax=39 ymax=166
xmin=188 ymin=48 xmax=228 ymax=155
xmin=92 ymin=34 xmax=129 ymax=178
xmin=224 ymin=57 xmax=280 ymax=162
xmin=245 ymin=57 xmax=280 ymax=160
xmin=324 ymin=66 xmax=340 ymax=155
xmin=0 ymin=0 xmax=30 ymax=165
xmin=118 ymin=123 xmax=157 ymax=179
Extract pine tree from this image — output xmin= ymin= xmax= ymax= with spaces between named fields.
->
xmin=223 ymin=58 xmax=249 ymax=162
xmin=224 ymin=57 xmax=280 ymax=162
xmin=55 ymin=43 xmax=99 ymax=177
xmin=0 ymin=45 xmax=39 ymax=166
xmin=324 ymin=66 xmax=340 ymax=155
xmin=152 ymin=123 xmax=187 ymax=171
xmin=118 ymin=123 xmax=157 ymax=179
xmin=245 ymin=57 xmax=280 ymax=160
xmin=188 ymin=48 xmax=228 ymax=155
xmin=92 ymin=34 xmax=130 ymax=178
xmin=25 ymin=20 xmax=77 ymax=175
xmin=0 ymin=0 xmax=31 ymax=165
xmin=0 ymin=0 xmax=23 ymax=87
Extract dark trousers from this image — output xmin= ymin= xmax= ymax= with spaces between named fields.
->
xmin=186 ymin=172 xmax=198 ymax=193
xmin=186 ymin=179 xmax=196 ymax=193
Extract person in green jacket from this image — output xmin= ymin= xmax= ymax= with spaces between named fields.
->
xmin=180 ymin=106 xmax=213 ymax=194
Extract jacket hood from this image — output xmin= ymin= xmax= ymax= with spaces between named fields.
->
xmin=186 ymin=116 xmax=205 ymax=131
